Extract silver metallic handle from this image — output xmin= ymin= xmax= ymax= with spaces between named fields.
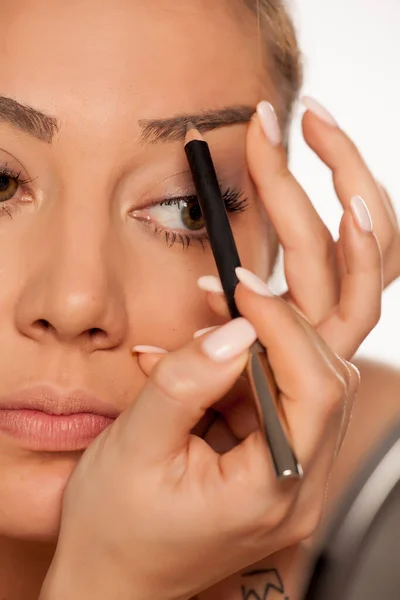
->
xmin=246 ymin=341 xmax=303 ymax=480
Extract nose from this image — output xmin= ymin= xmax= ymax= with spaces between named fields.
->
xmin=15 ymin=207 xmax=128 ymax=352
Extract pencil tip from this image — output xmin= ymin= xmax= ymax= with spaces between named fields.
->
xmin=186 ymin=121 xmax=196 ymax=133
xmin=185 ymin=122 xmax=204 ymax=144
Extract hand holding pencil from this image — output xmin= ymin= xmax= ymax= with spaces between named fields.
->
xmin=40 ymin=104 xmax=382 ymax=600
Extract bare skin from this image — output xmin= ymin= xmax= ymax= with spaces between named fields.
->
xmin=0 ymin=1 xmax=398 ymax=599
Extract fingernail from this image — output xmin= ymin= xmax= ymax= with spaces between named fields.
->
xmin=201 ymin=318 xmax=257 ymax=363
xmin=256 ymin=101 xmax=282 ymax=146
xmin=302 ymin=96 xmax=338 ymax=127
xmin=132 ymin=345 xmax=168 ymax=354
xmin=235 ymin=267 xmax=273 ymax=297
xmin=193 ymin=326 xmax=218 ymax=339
xmin=350 ymin=195 xmax=373 ymax=233
xmin=198 ymin=275 xmax=224 ymax=294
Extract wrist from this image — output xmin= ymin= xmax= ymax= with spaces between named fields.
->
xmin=39 ymin=547 xmax=189 ymax=600
xmin=39 ymin=550 xmax=133 ymax=600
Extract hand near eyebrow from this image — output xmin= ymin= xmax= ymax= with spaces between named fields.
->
xmin=40 ymin=285 xmax=361 ymax=600
xmin=252 ymin=98 xmax=399 ymax=358
xmin=207 ymin=98 xmax=392 ymax=361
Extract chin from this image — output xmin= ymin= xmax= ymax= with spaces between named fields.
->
xmin=0 ymin=447 xmax=81 ymax=542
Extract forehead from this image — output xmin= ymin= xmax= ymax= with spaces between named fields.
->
xmin=1 ymin=0 xmax=262 ymax=127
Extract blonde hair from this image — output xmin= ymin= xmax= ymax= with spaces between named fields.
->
xmin=243 ymin=0 xmax=303 ymax=133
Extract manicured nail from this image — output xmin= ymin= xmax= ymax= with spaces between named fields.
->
xmin=256 ymin=101 xmax=282 ymax=146
xmin=193 ymin=326 xmax=218 ymax=339
xmin=302 ymin=96 xmax=338 ymax=127
xmin=132 ymin=345 xmax=168 ymax=354
xmin=235 ymin=267 xmax=273 ymax=297
xmin=350 ymin=195 xmax=373 ymax=233
xmin=198 ymin=275 xmax=224 ymax=294
xmin=201 ymin=318 xmax=257 ymax=363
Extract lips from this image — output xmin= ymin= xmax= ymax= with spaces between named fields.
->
xmin=0 ymin=384 xmax=119 ymax=452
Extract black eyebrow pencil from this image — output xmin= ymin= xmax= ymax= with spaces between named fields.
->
xmin=184 ymin=123 xmax=302 ymax=480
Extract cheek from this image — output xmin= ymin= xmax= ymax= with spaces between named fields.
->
xmin=123 ymin=242 xmax=225 ymax=348
xmin=123 ymin=207 xmax=272 ymax=348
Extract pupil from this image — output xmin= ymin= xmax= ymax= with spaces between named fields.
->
xmin=0 ymin=176 xmax=9 ymax=191
xmin=189 ymin=203 xmax=202 ymax=222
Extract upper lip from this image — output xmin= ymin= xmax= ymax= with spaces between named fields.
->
xmin=0 ymin=384 xmax=119 ymax=419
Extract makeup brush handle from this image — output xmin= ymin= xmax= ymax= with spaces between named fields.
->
xmin=246 ymin=342 xmax=303 ymax=480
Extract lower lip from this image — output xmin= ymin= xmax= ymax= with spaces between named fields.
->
xmin=0 ymin=409 xmax=114 ymax=451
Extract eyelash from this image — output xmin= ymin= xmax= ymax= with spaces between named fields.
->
xmin=0 ymin=168 xmax=249 ymax=251
xmin=152 ymin=187 xmax=249 ymax=250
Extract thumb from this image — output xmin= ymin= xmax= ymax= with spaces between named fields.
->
xmin=136 ymin=352 xmax=166 ymax=376
xmin=118 ymin=318 xmax=256 ymax=465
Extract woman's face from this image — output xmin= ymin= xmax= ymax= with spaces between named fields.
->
xmin=0 ymin=0 xmax=275 ymax=541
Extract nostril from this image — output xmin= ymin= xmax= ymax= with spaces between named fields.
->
xmin=88 ymin=327 xmax=110 ymax=349
xmin=89 ymin=327 xmax=104 ymax=337
xmin=34 ymin=319 xmax=51 ymax=331
xmin=89 ymin=328 xmax=109 ymax=346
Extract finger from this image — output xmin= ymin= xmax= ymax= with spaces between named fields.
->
xmin=120 ymin=318 xmax=257 ymax=464
xmin=317 ymin=199 xmax=382 ymax=359
xmin=202 ymin=414 xmax=238 ymax=453
xmin=198 ymin=276 xmax=230 ymax=319
xmin=302 ymin=97 xmax=395 ymax=258
xmin=286 ymin=358 xmax=359 ymax=534
xmin=334 ymin=359 xmax=360 ymax=456
xmin=233 ymin=274 xmax=350 ymax=469
xmin=377 ymin=182 xmax=398 ymax=228
xmin=334 ymin=237 xmax=348 ymax=281
xmin=133 ymin=348 xmax=167 ymax=376
xmin=247 ymin=103 xmax=339 ymax=324
xmin=135 ymin=333 xmax=260 ymax=443
xmin=212 ymin=375 xmax=260 ymax=441
xmin=137 ymin=342 xmax=245 ymax=440
xmin=376 ymin=183 xmax=400 ymax=285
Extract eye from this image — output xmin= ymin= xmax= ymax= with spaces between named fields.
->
xmin=180 ymin=198 xmax=205 ymax=231
xmin=0 ymin=166 xmax=35 ymax=216
xmin=145 ymin=197 xmax=206 ymax=233
xmin=132 ymin=187 xmax=249 ymax=249
xmin=0 ymin=172 xmax=19 ymax=203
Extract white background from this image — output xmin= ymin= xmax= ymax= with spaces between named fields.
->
xmin=275 ymin=0 xmax=400 ymax=367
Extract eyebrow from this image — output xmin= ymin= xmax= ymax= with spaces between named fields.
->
xmin=139 ymin=105 xmax=255 ymax=144
xmin=0 ymin=98 xmax=254 ymax=145
xmin=0 ymin=96 xmax=59 ymax=143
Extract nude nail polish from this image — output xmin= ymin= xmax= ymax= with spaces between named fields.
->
xmin=235 ymin=267 xmax=273 ymax=297
xmin=193 ymin=326 xmax=218 ymax=339
xmin=197 ymin=275 xmax=224 ymax=294
xmin=256 ymin=101 xmax=282 ymax=146
xmin=132 ymin=345 xmax=168 ymax=354
xmin=350 ymin=196 xmax=373 ymax=232
xmin=302 ymin=96 xmax=338 ymax=127
xmin=201 ymin=318 xmax=257 ymax=363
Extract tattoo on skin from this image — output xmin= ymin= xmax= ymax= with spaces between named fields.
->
xmin=240 ymin=568 xmax=289 ymax=600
